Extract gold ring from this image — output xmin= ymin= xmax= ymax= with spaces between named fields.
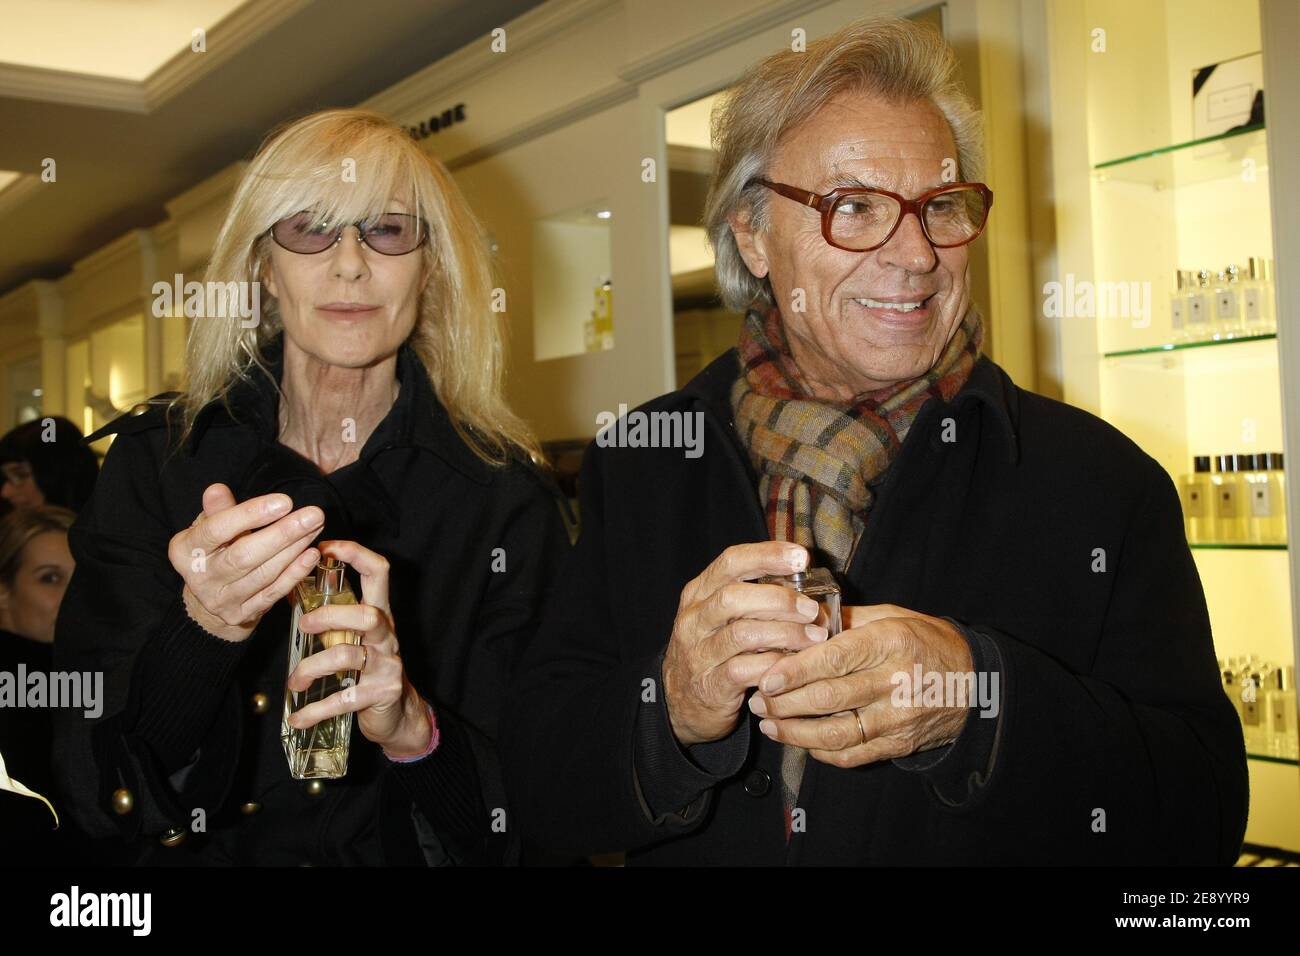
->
xmin=360 ymin=645 xmax=369 ymax=672
xmin=853 ymin=708 xmax=867 ymax=745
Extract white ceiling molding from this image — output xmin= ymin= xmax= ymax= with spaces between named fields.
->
xmin=0 ymin=62 xmax=149 ymax=112
xmin=364 ymin=0 xmax=618 ymax=122
xmin=616 ymin=0 xmax=839 ymax=86
xmin=143 ymin=0 xmax=315 ymax=111
xmin=0 ymin=0 xmax=313 ymax=113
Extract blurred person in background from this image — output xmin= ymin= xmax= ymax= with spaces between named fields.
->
xmin=0 ymin=416 xmax=100 ymax=514
xmin=0 ymin=506 xmax=112 ymax=863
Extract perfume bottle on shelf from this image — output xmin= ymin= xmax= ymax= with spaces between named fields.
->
xmin=757 ymin=567 xmax=842 ymax=638
xmin=282 ymin=557 xmax=362 ymax=779
xmin=1213 ymin=266 xmax=1243 ymax=339
xmin=1170 ymin=270 xmax=1189 ymax=343
xmin=1186 ymin=270 xmax=1212 ymax=342
xmin=1243 ymin=454 xmax=1267 ymax=544
xmin=1222 ymin=668 xmax=1243 ymax=725
xmin=1211 ymin=454 xmax=1244 ymax=543
xmin=1241 ymin=665 xmax=1268 ymax=754
xmin=1266 ymin=452 xmax=1287 ymax=544
xmin=1266 ymin=665 xmax=1297 ymax=759
xmin=1179 ymin=455 xmax=1212 ymax=543
xmin=1241 ymin=257 xmax=1274 ymax=335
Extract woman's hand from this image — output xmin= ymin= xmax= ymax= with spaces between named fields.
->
xmin=283 ymin=539 xmax=433 ymax=757
xmin=169 ymin=483 xmax=324 ymax=642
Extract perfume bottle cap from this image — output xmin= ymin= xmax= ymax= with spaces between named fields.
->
xmin=1279 ymin=666 xmax=1295 ymax=692
xmin=1193 ymin=455 xmax=1212 ymax=473
xmin=1266 ymin=451 xmax=1284 ymax=470
xmin=1215 ymin=454 xmax=1234 ymax=472
xmin=1197 ymin=269 xmax=1212 ymax=286
xmin=1234 ymin=453 xmax=1255 ymax=471
xmin=318 ymin=557 xmax=348 ymax=596
xmin=1246 ymin=257 xmax=1266 ymax=280
xmin=1225 ymin=264 xmax=1240 ymax=283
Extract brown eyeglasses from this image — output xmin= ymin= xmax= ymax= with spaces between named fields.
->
xmin=748 ymin=178 xmax=993 ymax=253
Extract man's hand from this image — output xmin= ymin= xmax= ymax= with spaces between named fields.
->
xmin=662 ymin=542 xmax=827 ymax=746
xmin=747 ymin=604 xmax=978 ymax=768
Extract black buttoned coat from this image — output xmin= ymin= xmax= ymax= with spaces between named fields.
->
xmin=502 ymin=349 xmax=1250 ymax=865
xmin=52 ymin=335 xmax=570 ymax=865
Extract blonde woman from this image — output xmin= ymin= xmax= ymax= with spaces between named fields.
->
xmin=52 ymin=109 xmax=570 ymax=866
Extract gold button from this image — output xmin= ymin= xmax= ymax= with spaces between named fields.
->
xmin=130 ymin=402 xmax=150 ymax=416
xmin=251 ymin=692 xmax=270 ymax=715
xmin=159 ymin=826 xmax=187 ymax=847
xmin=304 ymin=779 xmax=325 ymax=797
xmin=240 ymin=801 xmax=262 ymax=815
xmin=111 ymin=787 xmax=134 ymax=815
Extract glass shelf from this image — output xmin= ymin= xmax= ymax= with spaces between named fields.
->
xmin=1092 ymin=124 xmax=1267 ymax=189
xmin=1247 ymin=752 xmax=1299 ymax=767
xmin=1103 ymin=332 xmax=1276 ymax=359
xmin=1191 ymin=543 xmax=1288 ymax=551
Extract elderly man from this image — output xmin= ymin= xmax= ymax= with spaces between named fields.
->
xmin=502 ymin=16 xmax=1248 ymax=864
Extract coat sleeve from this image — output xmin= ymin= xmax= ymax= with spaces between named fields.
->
xmin=932 ymin=461 xmax=1249 ymax=864
xmin=387 ymin=466 xmax=573 ymax=865
xmin=502 ymin=444 xmax=724 ymax=857
xmin=52 ymin=423 xmax=250 ymax=844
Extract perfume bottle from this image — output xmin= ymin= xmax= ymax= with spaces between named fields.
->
xmin=1266 ymin=665 xmax=1297 ymax=759
xmin=1213 ymin=266 xmax=1242 ymax=339
xmin=1243 ymin=453 xmax=1270 ymax=544
xmin=1211 ymin=454 xmax=1243 ymax=543
xmin=282 ymin=557 xmax=362 ymax=779
xmin=1222 ymin=668 xmax=1243 ymax=725
xmin=758 ymin=567 xmax=842 ymax=638
xmin=1241 ymin=257 xmax=1273 ymax=334
xmin=1241 ymin=666 xmax=1267 ymax=754
xmin=1186 ymin=270 xmax=1212 ymax=342
xmin=1264 ymin=452 xmax=1287 ymax=544
xmin=1179 ymin=455 xmax=1212 ymax=543
xmin=1170 ymin=270 xmax=1188 ymax=343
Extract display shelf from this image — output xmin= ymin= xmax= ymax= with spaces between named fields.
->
xmin=1103 ymin=332 xmax=1276 ymax=359
xmin=1092 ymin=124 xmax=1267 ymax=189
xmin=1248 ymin=752 xmax=1300 ymax=767
xmin=1191 ymin=543 xmax=1288 ymax=551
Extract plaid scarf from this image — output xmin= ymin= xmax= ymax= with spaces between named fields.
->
xmin=729 ymin=301 xmax=984 ymax=831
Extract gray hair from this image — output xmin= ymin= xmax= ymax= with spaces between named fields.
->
xmin=704 ymin=15 xmax=984 ymax=313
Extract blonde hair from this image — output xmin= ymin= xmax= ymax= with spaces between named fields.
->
xmin=175 ymin=108 xmax=541 ymax=467
xmin=704 ymin=15 xmax=984 ymax=313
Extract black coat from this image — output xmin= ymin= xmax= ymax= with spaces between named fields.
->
xmin=502 ymin=349 xmax=1250 ymax=865
xmin=52 ymin=336 xmax=570 ymax=865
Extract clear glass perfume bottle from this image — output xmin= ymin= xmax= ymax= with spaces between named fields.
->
xmin=1211 ymin=454 xmax=1243 ymax=543
xmin=1266 ymin=664 xmax=1297 ymax=759
xmin=1170 ymin=270 xmax=1188 ymax=343
xmin=1213 ymin=266 xmax=1242 ymax=339
xmin=758 ymin=567 xmax=842 ymax=638
xmin=1179 ymin=455 xmax=1212 ymax=543
xmin=282 ymin=557 xmax=362 ymax=779
xmin=1265 ymin=451 xmax=1287 ymax=545
xmin=1186 ymin=269 xmax=1212 ymax=342
xmin=1241 ymin=257 xmax=1272 ymax=335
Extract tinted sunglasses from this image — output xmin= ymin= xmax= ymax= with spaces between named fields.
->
xmin=268 ymin=211 xmax=428 ymax=256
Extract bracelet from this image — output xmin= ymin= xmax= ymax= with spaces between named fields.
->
xmin=383 ymin=700 xmax=440 ymax=763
